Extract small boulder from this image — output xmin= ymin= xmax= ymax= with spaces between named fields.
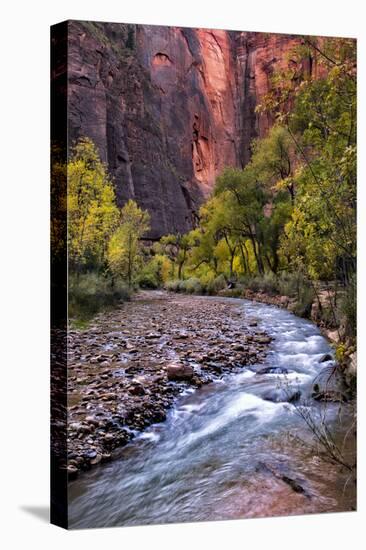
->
xmin=90 ymin=453 xmax=102 ymax=465
xmin=320 ymin=353 xmax=333 ymax=363
xmin=256 ymin=336 xmax=272 ymax=344
xmin=257 ymin=366 xmax=289 ymax=375
xmin=67 ymin=464 xmax=79 ymax=480
xmin=263 ymin=388 xmax=301 ymax=403
xmin=312 ymin=390 xmax=347 ymax=402
xmin=167 ymin=363 xmax=194 ymax=381
xmin=128 ymin=383 xmax=146 ymax=396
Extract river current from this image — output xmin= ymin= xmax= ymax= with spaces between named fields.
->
xmin=68 ymin=297 xmax=355 ymax=528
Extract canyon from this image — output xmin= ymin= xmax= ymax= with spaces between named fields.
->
xmin=66 ymin=21 xmax=320 ymax=237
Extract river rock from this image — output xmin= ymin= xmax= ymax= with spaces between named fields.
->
xmin=167 ymin=363 xmax=194 ymax=381
xmin=320 ymin=353 xmax=333 ymax=363
xmin=128 ymin=383 xmax=146 ymax=396
xmin=67 ymin=292 xmax=272 ymax=475
xmin=257 ymin=366 xmax=289 ymax=375
xmin=256 ymin=336 xmax=272 ymax=344
xmin=67 ymin=464 xmax=79 ymax=480
xmin=90 ymin=453 xmax=102 ymax=465
xmin=312 ymin=389 xmax=348 ymax=402
xmin=263 ymin=388 xmax=301 ymax=403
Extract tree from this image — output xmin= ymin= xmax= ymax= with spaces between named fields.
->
xmin=250 ymin=125 xmax=298 ymax=203
xmin=159 ymin=233 xmax=196 ymax=279
xmin=107 ymin=200 xmax=150 ymax=288
xmin=258 ymin=37 xmax=356 ymax=284
xmin=68 ymin=137 xmax=119 ymax=273
xmin=215 ymin=167 xmax=268 ymax=275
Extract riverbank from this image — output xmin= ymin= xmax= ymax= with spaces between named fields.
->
xmin=217 ymin=286 xmax=357 ymax=387
xmin=67 ymin=291 xmax=272 ymax=478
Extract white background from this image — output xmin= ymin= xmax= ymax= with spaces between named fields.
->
xmin=1 ymin=0 xmax=365 ymax=548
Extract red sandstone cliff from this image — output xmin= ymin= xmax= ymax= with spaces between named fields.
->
xmin=65 ymin=21 xmax=321 ymax=238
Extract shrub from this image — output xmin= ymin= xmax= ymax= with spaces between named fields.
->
xmin=244 ymin=273 xmax=279 ymax=295
xmin=277 ymin=272 xmax=299 ymax=297
xmin=68 ymin=272 xmax=130 ymax=322
xmin=206 ymin=274 xmax=227 ymax=295
xmin=165 ymin=279 xmax=183 ymax=293
xmin=340 ymin=275 xmax=356 ymax=338
xmin=220 ymin=287 xmax=244 ymax=298
xmin=182 ymin=277 xmax=203 ymax=294
xmin=165 ymin=277 xmax=203 ymax=294
xmin=137 ymin=271 xmax=159 ymax=289
xmin=292 ymin=285 xmax=314 ymax=318
xmin=138 ymin=254 xmax=173 ymax=289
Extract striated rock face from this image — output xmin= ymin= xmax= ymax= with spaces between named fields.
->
xmin=66 ymin=21 xmax=321 ymax=238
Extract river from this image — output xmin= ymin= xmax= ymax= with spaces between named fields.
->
xmin=68 ymin=296 xmax=355 ymax=528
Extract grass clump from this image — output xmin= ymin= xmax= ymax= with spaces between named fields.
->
xmin=340 ymin=276 xmax=356 ymax=338
xmin=206 ymin=274 xmax=227 ymax=295
xmin=69 ymin=272 xmax=130 ymax=323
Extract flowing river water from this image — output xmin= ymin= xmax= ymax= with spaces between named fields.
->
xmin=68 ymin=297 xmax=355 ymax=528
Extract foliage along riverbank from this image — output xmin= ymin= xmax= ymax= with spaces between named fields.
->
xmin=54 ymin=36 xmax=357 ymax=492
xmin=58 ymin=37 xmax=356 ymax=357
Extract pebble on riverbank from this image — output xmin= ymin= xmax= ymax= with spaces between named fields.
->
xmin=67 ymin=291 xmax=272 ymax=477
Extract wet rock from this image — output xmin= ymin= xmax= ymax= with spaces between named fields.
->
xmin=67 ymin=464 xmax=79 ymax=480
xmin=167 ymin=363 xmax=194 ymax=381
xmin=257 ymin=462 xmax=308 ymax=496
xmin=90 ymin=453 xmax=102 ymax=465
xmin=320 ymin=353 xmax=333 ymax=363
xmin=231 ymin=343 xmax=245 ymax=352
xmin=85 ymin=415 xmax=99 ymax=426
xmin=176 ymin=331 xmax=189 ymax=339
xmin=84 ymin=449 xmax=97 ymax=459
xmin=263 ymin=388 xmax=301 ymax=403
xmin=257 ymin=366 xmax=289 ymax=375
xmin=255 ymin=336 xmax=272 ymax=344
xmin=128 ymin=383 xmax=146 ymax=396
xmin=312 ymin=390 xmax=348 ymax=402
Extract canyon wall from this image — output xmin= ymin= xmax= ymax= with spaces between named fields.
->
xmin=66 ymin=21 xmax=318 ymax=238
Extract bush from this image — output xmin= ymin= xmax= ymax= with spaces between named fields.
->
xmin=165 ymin=277 xmax=203 ymax=294
xmin=220 ymin=287 xmax=244 ymax=298
xmin=137 ymin=254 xmax=172 ymax=289
xmin=182 ymin=277 xmax=203 ymax=294
xmin=340 ymin=276 xmax=356 ymax=338
xmin=244 ymin=273 xmax=279 ymax=295
xmin=165 ymin=279 xmax=183 ymax=293
xmin=137 ymin=271 xmax=159 ymax=289
xmin=292 ymin=285 xmax=314 ymax=318
xmin=69 ymin=272 xmax=130 ymax=322
xmin=277 ymin=272 xmax=300 ymax=297
xmin=206 ymin=274 xmax=227 ymax=295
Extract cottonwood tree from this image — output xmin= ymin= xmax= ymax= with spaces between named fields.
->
xmin=107 ymin=200 xmax=150 ymax=288
xmin=68 ymin=137 xmax=119 ymax=274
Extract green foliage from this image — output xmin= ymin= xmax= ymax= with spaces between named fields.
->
xmin=107 ymin=200 xmax=150 ymax=287
xmin=244 ymin=273 xmax=279 ymax=295
xmin=206 ymin=274 xmax=227 ymax=295
xmin=68 ymin=137 xmax=119 ymax=273
xmin=292 ymin=285 xmax=314 ymax=318
xmin=137 ymin=254 xmax=171 ymax=289
xmin=65 ymin=37 xmax=356 ymax=339
xmin=165 ymin=279 xmax=184 ymax=293
xmin=340 ymin=275 xmax=356 ymax=338
xmin=69 ymin=272 xmax=130 ymax=322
